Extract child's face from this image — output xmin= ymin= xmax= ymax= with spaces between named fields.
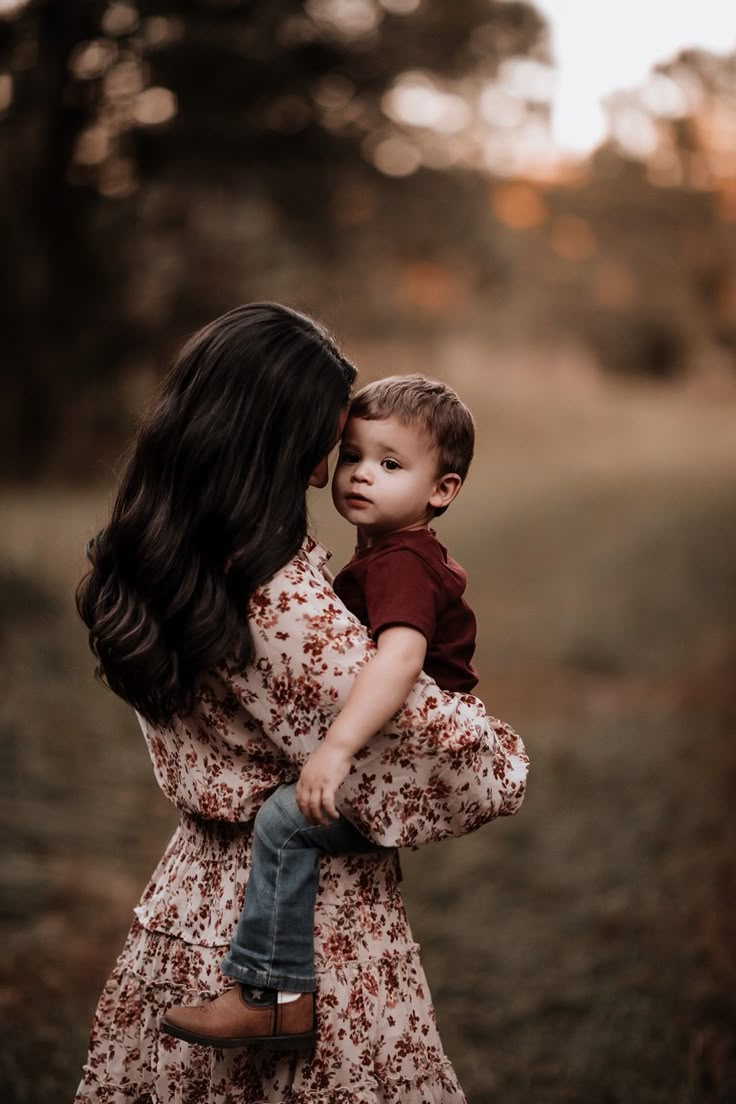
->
xmin=332 ymin=415 xmax=449 ymax=538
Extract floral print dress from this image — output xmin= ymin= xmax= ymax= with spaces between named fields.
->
xmin=74 ymin=538 xmax=529 ymax=1104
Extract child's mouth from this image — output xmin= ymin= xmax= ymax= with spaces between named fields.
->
xmin=345 ymin=493 xmax=371 ymax=506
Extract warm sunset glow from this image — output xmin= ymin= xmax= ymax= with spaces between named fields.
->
xmin=491 ymin=182 xmax=548 ymax=230
xmin=592 ymin=261 xmax=637 ymax=308
xmin=399 ymin=260 xmax=462 ymax=311
xmin=368 ymin=3 xmax=736 ymax=183
xmin=534 ymin=0 xmax=736 ymax=155
xmin=549 ymin=215 xmax=597 ymax=261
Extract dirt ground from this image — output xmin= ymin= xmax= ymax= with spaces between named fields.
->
xmin=1 ymin=370 xmax=735 ymax=1103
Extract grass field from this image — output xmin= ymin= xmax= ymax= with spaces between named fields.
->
xmin=1 ymin=367 xmax=734 ymax=1103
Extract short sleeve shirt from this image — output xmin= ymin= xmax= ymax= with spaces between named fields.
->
xmin=333 ymin=528 xmax=478 ymax=693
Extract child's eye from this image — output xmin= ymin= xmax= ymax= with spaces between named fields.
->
xmin=340 ymin=451 xmax=360 ymax=464
xmin=382 ymin=458 xmax=401 ymax=471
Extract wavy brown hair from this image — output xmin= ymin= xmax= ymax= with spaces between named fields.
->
xmin=77 ymin=302 xmax=356 ymax=726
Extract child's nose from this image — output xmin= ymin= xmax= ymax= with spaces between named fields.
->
xmin=352 ymin=460 xmax=372 ymax=483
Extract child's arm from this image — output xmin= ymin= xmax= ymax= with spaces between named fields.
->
xmin=296 ymin=625 xmax=427 ymax=825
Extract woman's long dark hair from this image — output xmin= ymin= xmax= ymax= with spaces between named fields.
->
xmin=77 ymin=302 xmax=356 ymax=726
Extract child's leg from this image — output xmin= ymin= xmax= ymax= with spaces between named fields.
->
xmin=220 ymin=781 xmax=380 ymax=993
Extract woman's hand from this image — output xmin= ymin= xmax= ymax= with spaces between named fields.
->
xmin=296 ymin=743 xmax=353 ymax=826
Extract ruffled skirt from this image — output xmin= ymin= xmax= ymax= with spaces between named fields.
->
xmin=74 ymin=828 xmax=467 ymax=1104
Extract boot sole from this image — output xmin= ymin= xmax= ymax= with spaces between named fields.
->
xmin=160 ymin=1019 xmax=316 ymax=1051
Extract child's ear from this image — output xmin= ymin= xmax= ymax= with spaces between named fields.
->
xmin=429 ymin=472 xmax=462 ymax=512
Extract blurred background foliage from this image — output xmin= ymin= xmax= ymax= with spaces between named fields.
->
xmin=1 ymin=3 xmax=736 ymax=1103
xmin=1 ymin=0 xmax=735 ymax=478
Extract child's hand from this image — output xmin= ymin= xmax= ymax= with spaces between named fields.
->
xmin=296 ymin=743 xmax=352 ymax=826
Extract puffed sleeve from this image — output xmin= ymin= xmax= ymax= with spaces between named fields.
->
xmin=225 ymin=545 xmax=529 ymax=848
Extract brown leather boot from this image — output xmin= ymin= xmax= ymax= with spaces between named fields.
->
xmin=160 ymin=986 xmax=315 ymax=1050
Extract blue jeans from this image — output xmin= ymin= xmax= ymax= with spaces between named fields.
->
xmin=220 ymin=782 xmax=384 ymax=992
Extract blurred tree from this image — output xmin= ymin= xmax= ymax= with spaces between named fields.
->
xmin=0 ymin=0 xmax=543 ymax=479
xmin=2 ymin=4 xmax=734 ymax=479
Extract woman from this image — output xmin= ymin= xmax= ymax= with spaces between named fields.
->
xmin=75 ymin=302 xmax=528 ymax=1103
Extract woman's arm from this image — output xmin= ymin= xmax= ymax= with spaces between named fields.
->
xmin=227 ymin=546 xmax=529 ymax=848
xmin=296 ymin=625 xmax=427 ymax=825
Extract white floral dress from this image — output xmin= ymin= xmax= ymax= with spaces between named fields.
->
xmin=74 ymin=538 xmax=529 ymax=1104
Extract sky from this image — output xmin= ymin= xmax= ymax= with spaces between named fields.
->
xmin=534 ymin=0 xmax=736 ymax=152
xmin=380 ymin=0 xmax=736 ymax=177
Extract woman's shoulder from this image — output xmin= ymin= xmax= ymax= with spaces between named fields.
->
xmin=247 ymin=536 xmax=337 ymax=626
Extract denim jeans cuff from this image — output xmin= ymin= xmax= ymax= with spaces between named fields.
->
xmin=220 ymin=955 xmax=316 ymax=993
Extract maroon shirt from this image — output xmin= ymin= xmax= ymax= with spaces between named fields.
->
xmin=333 ymin=528 xmax=478 ymax=693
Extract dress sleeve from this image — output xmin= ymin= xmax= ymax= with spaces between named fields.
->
xmin=225 ymin=549 xmax=529 ymax=848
